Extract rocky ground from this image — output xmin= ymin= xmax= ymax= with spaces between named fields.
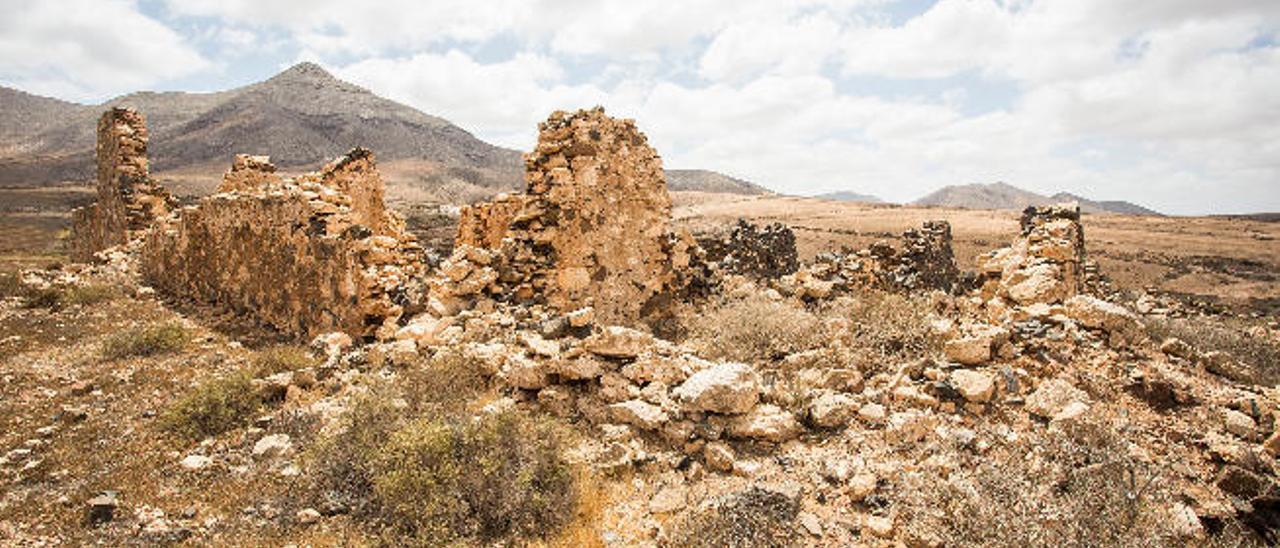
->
xmin=2 ymin=206 xmax=1279 ymax=547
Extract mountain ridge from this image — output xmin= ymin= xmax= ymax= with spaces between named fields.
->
xmin=914 ymin=182 xmax=1160 ymax=215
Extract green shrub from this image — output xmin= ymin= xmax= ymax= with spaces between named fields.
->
xmin=308 ymin=394 xmax=576 ymax=546
xmin=161 ymin=372 xmax=260 ymax=440
xmin=102 ymin=322 xmax=190 ymax=359
xmin=252 ymin=345 xmax=318 ymax=376
xmin=663 ymin=487 xmax=799 ymax=548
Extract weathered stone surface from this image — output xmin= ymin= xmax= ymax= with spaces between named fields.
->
xmin=950 ymin=369 xmax=996 ymax=402
xmin=71 ymin=108 xmax=174 ymax=261
xmin=581 ymin=326 xmax=654 ymax=359
xmin=455 ymin=108 xmax=695 ymax=326
xmin=140 ymin=148 xmax=425 ymax=340
xmin=792 ymin=220 xmax=960 ymax=296
xmin=806 ymin=391 xmax=857 ymax=428
xmin=698 ymin=220 xmax=799 ymax=279
xmin=218 ymin=154 xmax=281 ymax=193
xmin=609 ymin=399 xmax=669 ymax=430
xmin=1065 ymin=295 xmax=1141 ymax=340
xmin=673 ymin=362 xmax=760 ymax=414
xmin=727 ymin=404 xmax=801 ymax=442
xmin=1025 ymin=379 xmax=1089 ymax=419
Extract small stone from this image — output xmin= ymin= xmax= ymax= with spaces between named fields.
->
xmin=950 ymin=369 xmax=996 ymax=403
xmin=703 ymin=442 xmax=735 ymax=472
xmin=1263 ymin=430 xmax=1280 ymax=457
xmin=252 ymin=434 xmax=293 ymax=459
xmin=296 ymin=508 xmax=321 ymax=525
xmin=848 ymin=472 xmax=878 ymax=501
xmin=798 ymin=512 xmax=823 ymax=536
xmin=727 ymin=405 xmax=801 ymax=443
xmin=1223 ymin=408 xmax=1257 ymax=440
xmin=806 ymin=392 xmax=857 ymax=428
xmin=1160 ymin=338 xmax=1195 ymax=360
xmin=944 ymin=337 xmax=991 ymax=365
xmin=649 ymin=485 xmax=688 ymax=514
xmin=1025 ymin=379 xmax=1088 ymax=419
xmin=858 ymin=402 xmax=887 ymax=425
xmin=609 ymin=400 xmax=669 ymax=431
xmin=86 ymin=491 xmax=118 ymax=526
xmin=863 ymin=514 xmax=895 ymax=538
xmin=180 ymin=454 xmax=212 ymax=471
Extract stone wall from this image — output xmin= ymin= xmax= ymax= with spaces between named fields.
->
xmin=697 ymin=220 xmax=799 ymax=279
xmin=70 ymin=108 xmax=173 ymax=261
xmin=141 ymin=149 xmax=425 ymax=341
xmin=454 ymin=108 xmax=692 ymax=326
xmin=792 ymin=220 xmax=960 ymax=296
xmin=978 ymin=204 xmax=1085 ymax=305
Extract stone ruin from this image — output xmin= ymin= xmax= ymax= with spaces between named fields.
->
xmin=698 ymin=220 xmax=799 ymax=279
xmin=783 ymin=220 xmax=961 ymax=298
xmin=66 ymin=107 xmax=425 ymax=341
xmin=70 ymin=108 xmax=175 ymax=261
xmin=978 ymin=204 xmax=1085 ymax=305
xmin=448 ymin=108 xmax=703 ymax=326
xmin=140 ymin=149 xmax=425 ymax=341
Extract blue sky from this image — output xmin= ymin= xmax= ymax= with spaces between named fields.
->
xmin=2 ymin=0 xmax=1278 ymax=214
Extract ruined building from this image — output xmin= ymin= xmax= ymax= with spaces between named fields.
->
xmin=453 ymin=108 xmax=700 ymax=326
xmin=140 ymin=150 xmax=425 ymax=341
xmin=70 ymin=108 xmax=174 ymax=261
xmin=795 ymin=220 xmax=961 ymax=295
xmin=978 ymin=204 xmax=1086 ymax=305
xmin=698 ymin=220 xmax=800 ymax=279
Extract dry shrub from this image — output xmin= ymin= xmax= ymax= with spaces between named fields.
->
xmin=21 ymin=283 xmax=118 ymax=310
xmin=307 ymin=364 xmax=574 ymax=546
xmin=371 ymin=412 xmax=575 ymax=544
xmin=689 ymin=294 xmax=823 ymax=363
xmin=822 ymin=292 xmax=942 ymax=374
xmin=161 ymin=371 xmax=260 ymax=441
xmin=102 ymin=322 xmax=190 ymax=359
xmin=399 ymin=349 xmax=492 ymax=416
xmin=0 ymin=271 xmax=20 ymax=298
xmin=897 ymin=419 xmax=1182 ymax=547
xmin=663 ymin=487 xmax=799 ymax=548
xmin=252 ymin=345 xmax=318 ymax=376
xmin=1145 ymin=316 xmax=1280 ymax=386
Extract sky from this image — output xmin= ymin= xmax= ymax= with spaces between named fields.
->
xmin=1 ymin=0 xmax=1278 ymax=214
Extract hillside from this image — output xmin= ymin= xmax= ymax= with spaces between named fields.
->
xmin=914 ymin=182 xmax=1159 ymax=215
xmin=664 ymin=169 xmax=770 ymax=195
xmin=0 ymin=63 xmax=523 ymax=192
xmin=814 ymin=190 xmax=883 ymax=203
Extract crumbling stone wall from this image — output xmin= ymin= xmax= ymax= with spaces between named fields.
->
xmin=141 ymin=149 xmax=425 ymax=340
xmin=697 ymin=220 xmax=799 ymax=279
xmin=978 ymin=204 xmax=1085 ymax=305
xmin=453 ymin=108 xmax=692 ymax=326
xmin=218 ymin=154 xmax=282 ymax=193
xmin=794 ymin=220 xmax=960 ymax=296
xmin=70 ymin=108 xmax=173 ymax=261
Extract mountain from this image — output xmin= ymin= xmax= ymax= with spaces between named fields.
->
xmin=1049 ymin=192 xmax=1161 ymax=216
xmin=0 ymin=62 xmax=522 ymax=194
xmin=814 ymin=190 xmax=883 ymax=203
xmin=913 ymin=182 xmax=1050 ymax=210
xmin=914 ymin=182 xmax=1160 ymax=215
xmin=664 ymin=169 xmax=771 ymax=195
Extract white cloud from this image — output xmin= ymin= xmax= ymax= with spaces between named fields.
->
xmin=0 ymin=0 xmax=209 ymax=100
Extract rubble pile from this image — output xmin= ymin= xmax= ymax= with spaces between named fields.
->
xmin=450 ymin=108 xmax=703 ymax=326
xmin=771 ymin=220 xmax=961 ymax=299
xmin=697 ymin=220 xmax=799 ymax=279
xmin=70 ymin=108 xmax=175 ymax=261
xmin=141 ymin=148 xmax=425 ymax=341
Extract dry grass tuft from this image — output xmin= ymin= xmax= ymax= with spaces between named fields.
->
xmin=821 ymin=292 xmax=943 ymax=374
xmin=252 ymin=345 xmax=319 ymax=376
xmin=1145 ymin=316 xmax=1280 ymax=386
xmin=21 ymin=283 xmax=118 ymax=310
xmin=160 ymin=371 xmax=260 ymax=441
xmin=101 ymin=321 xmax=191 ymax=359
xmin=897 ymin=419 xmax=1182 ymax=547
xmin=688 ymin=294 xmax=823 ymax=363
xmin=662 ymin=487 xmax=799 ymax=548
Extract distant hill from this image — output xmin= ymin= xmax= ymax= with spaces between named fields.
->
xmin=664 ymin=169 xmax=770 ymax=195
xmin=0 ymin=62 xmax=522 ymax=194
xmin=913 ymin=182 xmax=1160 ymax=215
xmin=1050 ymin=192 xmax=1161 ymax=216
xmin=814 ymin=190 xmax=883 ymax=204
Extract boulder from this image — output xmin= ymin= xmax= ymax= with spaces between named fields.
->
xmin=727 ymin=405 xmax=801 ymax=443
xmin=807 ymin=391 xmax=857 ymax=428
xmin=673 ymin=362 xmax=760 ymax=414
xmin=950 ymin=369 xmax=996 ymax=403
xmin=582 ymin=326 xmax=654 ymax=359
xmin=1025 ymin=379 xmax=1088 ymax=419
xmin=609 ymin=400 xmax=670 ymax=431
